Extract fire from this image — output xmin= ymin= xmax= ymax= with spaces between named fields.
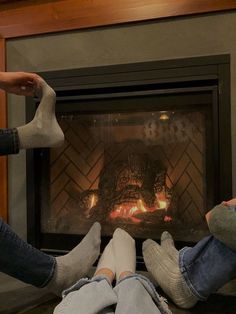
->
xmin=89 ymin=194 xmax=96 ymax=209
xmin=109 ymin=196 xmax=172 ymax=223
xmin=110 ymin=200 xmax=147 ymax=223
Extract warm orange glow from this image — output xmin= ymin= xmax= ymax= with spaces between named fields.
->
xmin=90 ymin=194 xmax=96 ymax=209
xmin=109 ymin=195 xmax=172 ymax=224
xmin=164 ymin=215 xmax=172 ymax=222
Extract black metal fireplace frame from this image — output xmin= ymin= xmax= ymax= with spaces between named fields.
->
xmin=26 ymin=55 xmax=232 ymax=267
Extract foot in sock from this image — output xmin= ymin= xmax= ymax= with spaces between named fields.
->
xmin=17 ymin=79 xmax=64 ymax=149
xmin=142 ymin=239 xmax=198 ymax=309
xmin=47 ymin=222 xmax=101 ymax=296
xmin=161 ymin=231 xmax=179 ymax=263
xmin=94 ymin=239 xmax=115 ymax=283
xmin=113 ymin=228 xmax=136 ymax=281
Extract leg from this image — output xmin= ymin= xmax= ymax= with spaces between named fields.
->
xmin=143 ymin=233 xmax=236 ymax=309
xmin=114 ymin=275 xmax=170 ymax=314
xmin=0 ymin=219 xmax=101 ymax=295
xmin=112 ymin=229 xmax=170 ymax=314
xmin=0 ymin=218 xmax=55 ymax=287
xmin=179 ymin=235 xmax=236 ymax=299
xmin=53 ymin=240 xmax=117 ymax=314
xmin=0 ymin=128 xmax=19 ymax=155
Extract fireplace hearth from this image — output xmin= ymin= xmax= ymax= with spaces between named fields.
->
xmin=26 ymin=55 xmax=232 ymax=264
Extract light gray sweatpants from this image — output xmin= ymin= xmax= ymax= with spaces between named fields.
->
xmin=53 ymin=274 xmax=172 ymax=314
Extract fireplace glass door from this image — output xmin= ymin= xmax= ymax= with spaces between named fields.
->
xmin=40 ymin=96 xmax=212 ymax=243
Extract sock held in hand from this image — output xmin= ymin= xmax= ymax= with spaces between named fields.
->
xmin=143 ymin=239 xmax=198 ymax=309
xmin=17 ymin=79 xmax=64 ymax=149
xmin=46 ymin=222 xmax=101 ymax=296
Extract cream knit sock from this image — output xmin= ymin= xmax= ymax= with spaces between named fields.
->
xmin=17 ymin=79 xmax=64 ymax=149
xmin=47 ymin=222 xmax=101 ymax=296
xmin=161 ymin=231 xmax=179 ymax=263
xmin=143 ymin=239 xmax=198 ymax=309
xmin=113 ymin=228 xmax=136 ymax=281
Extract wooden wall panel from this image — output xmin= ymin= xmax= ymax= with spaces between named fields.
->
xmin=0 ymin=38 xmax=8 ymax=221
xmin=0 ymin=0 xmax=236 ymax=38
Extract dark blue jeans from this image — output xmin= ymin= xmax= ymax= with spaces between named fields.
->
xmin=180 ymin=235 xmax=236 ymax=300
xmin=0 ymin=128 xmax=19 ymax=155
xmin=0 ymin=218 xmax=55 ymax=287
xmin=0 ymin=128 xmax=55 ymax=287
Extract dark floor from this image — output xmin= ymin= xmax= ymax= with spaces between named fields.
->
xmin=0 ymin=273 xmax=236 ymax=314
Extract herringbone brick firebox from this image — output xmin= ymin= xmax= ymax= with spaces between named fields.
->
xmin=46 ymin=110 xmax=207 ymax=242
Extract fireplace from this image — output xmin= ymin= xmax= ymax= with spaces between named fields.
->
xmin=26 ymin=55 xmax=232 ymax=263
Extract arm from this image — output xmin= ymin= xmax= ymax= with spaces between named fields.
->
xmin=206 ymin=200 xmax=236 ymax=251
xmin=0 ymin=71 xmax=41 ymax=96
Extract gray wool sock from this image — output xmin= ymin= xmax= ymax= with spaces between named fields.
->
xmin=161 ymin=231 xmax=179 ymax=263
xmin=47 ymin=222 xmax=101 ymax=296
xmin=143 ymin=239 xmax=198 ymax=309
xmin=207 ymin=204 xmax=236 ymax=251
xmin=17 ymin=79 xmax=64 ymax=149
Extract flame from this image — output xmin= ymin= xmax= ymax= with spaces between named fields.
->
xmin=158 ymin=200 xmax=167 ymax=209
xmin=90 ymin=194 xmax=96 ymax=209
xmin=164 ymin=215 xmax=172 ymax=222
xmin=110 ymin=200 xmax=148 ymax=223
xmin=109 ymin=197 xmax=172 ymax=224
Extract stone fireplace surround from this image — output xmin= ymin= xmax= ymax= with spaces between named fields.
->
xmin=24 ymin=56 xmax=231 ymax=266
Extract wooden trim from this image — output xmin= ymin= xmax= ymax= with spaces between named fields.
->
xmin=0 ymin=38 xmax=8 ymax=222
xmin=0 ymin=0 xmax=236 ymax=38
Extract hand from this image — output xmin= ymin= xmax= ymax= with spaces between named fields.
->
xmin=221 ymin=198 xmax=236 ymax=207
xmin=0 ymin=71 xmax=41 ymax=96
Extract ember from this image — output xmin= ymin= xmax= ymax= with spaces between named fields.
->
xmin=109 ymin=197 xmax=171 ymax=223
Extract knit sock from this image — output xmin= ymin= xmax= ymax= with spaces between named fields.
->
xmin=207 ymin=204 xmax=236 ymax=252
xmin=161 ymin=231 xmax=179 ymax=263
xmin=143 ymin=239 xmax=198 ymax=309
xmin=113 ymin=228 xmax=136 ymax=281
xmin=94 ymin=239 xmax=115 ymax=283
xmin=46 ymin=222 xmax=101 ymax=296
xmin=17 ymin=79 xmax=64 ymax=149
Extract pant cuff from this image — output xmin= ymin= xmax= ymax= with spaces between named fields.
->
xmin=179 ymin=247 xmax=207 ymax=301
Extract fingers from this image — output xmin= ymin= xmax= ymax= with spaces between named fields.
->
xmin=221 ymin=198 xmax=236 ymax=207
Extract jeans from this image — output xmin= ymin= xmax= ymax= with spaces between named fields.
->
xmin=53 ymin=274 xmax=172 ymax=314
xmin=0 ymin=130 xmax=55 ymax=287
xmin=180 ymin=235 xmax=236 ymax=300
xmin=0 ymin=218 xmax=56 ymax=287
xmin=0 ymin=128 xmax=19 ymax=155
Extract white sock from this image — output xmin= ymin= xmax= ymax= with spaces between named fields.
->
xmin=143 ymin=239 xmax=198 ymax=309
xmin=113 ymin=228 xmax=136 ymax=281
xmin=17 ymin=79 xmax=64 ymax=149
xmin=95 ymin=239 xmax=115 ymax=277
xmin=47 ymin=222 xmax=101 ymax=296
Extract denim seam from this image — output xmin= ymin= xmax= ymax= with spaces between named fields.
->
xmin=179 ymin=248 xmax=207 ymax=301
xmin=38 ymin=256 xmax=57 ymax=288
